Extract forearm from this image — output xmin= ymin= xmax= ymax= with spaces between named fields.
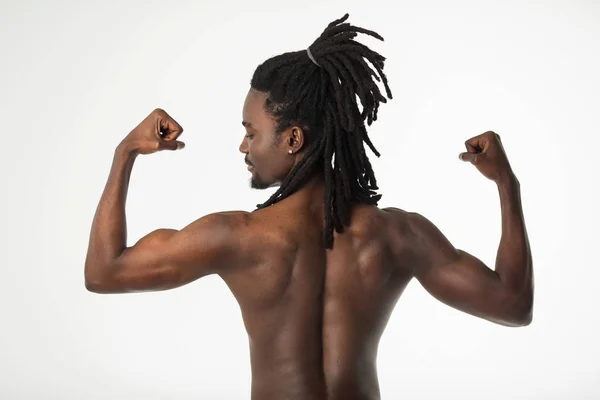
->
xmin=84 ymin=142 xmax=138 ymax=284
xmin=494 ymin=172 xmax=534 ymax=315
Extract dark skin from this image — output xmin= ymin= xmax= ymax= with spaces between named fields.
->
xmin=84 ymin=89 xmax=534 ymax=400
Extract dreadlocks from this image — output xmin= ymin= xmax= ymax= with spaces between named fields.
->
xmin=250 ymin=13 xmax=393 ymax=249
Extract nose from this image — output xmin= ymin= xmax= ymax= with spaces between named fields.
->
xmin=239 ymin=136 xmax=247 ymax=154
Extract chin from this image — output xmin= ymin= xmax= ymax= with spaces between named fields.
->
xmin=250 ymin=177 xmax=270 ymax=190
xmin=250 ymin=176 xmax=282 ymax=190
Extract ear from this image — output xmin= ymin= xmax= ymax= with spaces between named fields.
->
xmin=287 ymin=126 xmax=305 ymax=153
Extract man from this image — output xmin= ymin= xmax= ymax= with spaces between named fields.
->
xmin=84 ymin=14 xmax=533 ymax=400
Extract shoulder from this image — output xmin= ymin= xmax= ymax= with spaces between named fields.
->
xmin=197 ymin=209 xmax=281 ymax=264
xmin=382 ymin=207 xmax=430 ymax=236
xmin=381 ymin=207 xmax=412 ymax=234
xmin=380 ymin=207 xmax=439 ymax=274
xmin=203 ymin=210 xmax=251 ymax=228
xmin=182 ymin=211 xmax=253 ymax=269
xmin=382 ymin=208 xmax=444 ymax=250
xmin=384 ymin=208 xmax=461 ymax=274
xmin=187 ymin=210 xmax=251 ymax=238
xmin=381 ymin=206 xmax=408 ymax=219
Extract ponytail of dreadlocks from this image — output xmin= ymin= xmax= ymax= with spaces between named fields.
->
xmin=250 ymin=13 xmax=393 ymax=249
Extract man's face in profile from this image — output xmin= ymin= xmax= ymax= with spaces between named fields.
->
xmin=240 ymin=89 xmax=294 ymax=190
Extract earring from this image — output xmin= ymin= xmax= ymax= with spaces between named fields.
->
xmin=288 ymin=150 xmax=293 ymax=154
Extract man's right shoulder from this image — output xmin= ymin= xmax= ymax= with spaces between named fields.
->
xmin=217 ymin=208 xmax=286 ymax=251
xmin=204 ymin=210 xmax=274 ymax=277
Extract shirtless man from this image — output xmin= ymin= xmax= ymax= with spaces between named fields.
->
xmin=84 ymin=14 xmax=533 ymax=400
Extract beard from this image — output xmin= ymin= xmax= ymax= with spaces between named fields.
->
xmin=249 ymin=172 xmax=281 ymax=190
xmin=250 ymin=176 xmax=270 ymax=189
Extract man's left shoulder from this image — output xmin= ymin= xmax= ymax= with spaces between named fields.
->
xmin=199 ymin=210 xmax=252 ymax=238
xmin=211 ymin=210 xmax=251 ymax=223
xmin=184 ymin=211 xmax=252 ymax=271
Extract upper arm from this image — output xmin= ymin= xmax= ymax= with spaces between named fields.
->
xmin=87 ymin=212 xmax=249 ymax=294
xmin=402 ymin=211 xmax=528 ymax=326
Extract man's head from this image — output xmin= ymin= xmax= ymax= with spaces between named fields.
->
xmin=240 ymin=13 xmax=393 ymax=248
xmin=240 ymin=89 xmax=309 ymax=190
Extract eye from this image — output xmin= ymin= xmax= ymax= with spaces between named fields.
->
xmin=245 ymin=133 xmax=254 ymax=139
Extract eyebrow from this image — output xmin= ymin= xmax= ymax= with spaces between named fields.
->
xmin=242 ymin=121 xmax=254 ymax=128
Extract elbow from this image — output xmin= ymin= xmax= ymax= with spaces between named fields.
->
xmin=85 ymin=269 xmax=108 ymax=293
xmin=522 ymin=313 xmax=533 ymax=326
xmin=85 ymin=261 xmax=113 ymax=293
xmin=495 ymin=308 xmax=532 ymax=327
xmin=85 ymin=262 xmax=100 ymax=292
xmin=492 ymin=283 xmax=534 ymax=327
xmin=511 ymin=308 xmax=533 ymax=327
xmin=85 ymin=270 xmax=124 ymax=294
xmin=518 ymin=296 xmax=534 ymax=326
xmin=85 ymin=278 xmax=116 ymax=294
xmin=85 ymin=278 xmax=102 ymax=293
xmin=505 ymin=292 xmax=534 ymax=327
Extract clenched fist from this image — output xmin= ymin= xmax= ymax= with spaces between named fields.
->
xmin=120 ymin=108 xmax=185 ymax=155
xmin=459 ymin=131 xmax=515 ymax=183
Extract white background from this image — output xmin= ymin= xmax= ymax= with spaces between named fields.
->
xmin=1 ymin=0 xmax=598 ymax=398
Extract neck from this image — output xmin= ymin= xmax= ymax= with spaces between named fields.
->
xmin=287 ymin=170 xmax=326 ymax=209
xmin=302 ymin=170 xmax=326 ymax=192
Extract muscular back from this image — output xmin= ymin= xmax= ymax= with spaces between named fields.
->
xmin=86 ymin=174 xmax=530 ymax=398
xmin=220 ymin=202 xmax=413 ymax=400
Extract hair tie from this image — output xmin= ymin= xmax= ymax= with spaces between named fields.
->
xmin=307 ymin=47 xmax=321 ymax=67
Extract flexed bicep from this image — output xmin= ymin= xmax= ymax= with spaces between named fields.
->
xmin=85 ymin=212 xmax=248 ymax=294
xmin=406 ymin=212 xmax=527 ymax=327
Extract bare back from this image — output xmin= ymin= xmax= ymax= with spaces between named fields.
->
xmin=220 ymin=201 xmax=412 ymax=400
